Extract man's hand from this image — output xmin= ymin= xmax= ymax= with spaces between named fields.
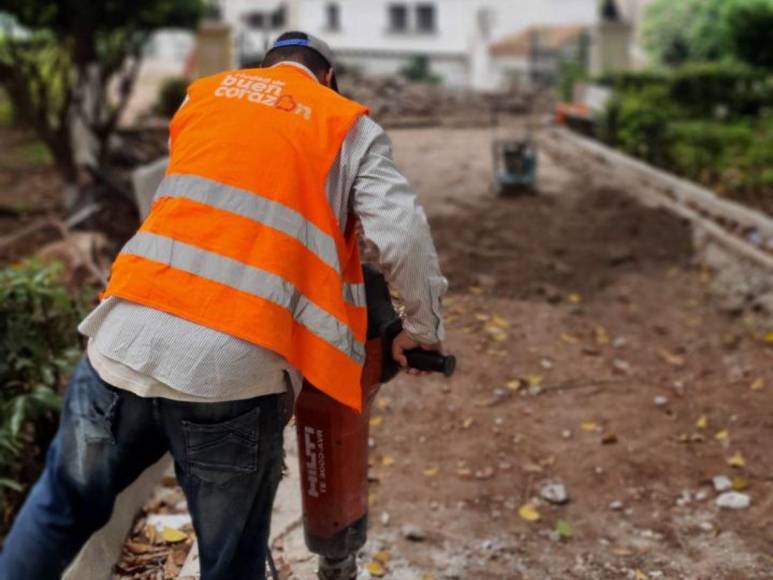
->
xmin=391 ymin=330 xmax=443 ymax=376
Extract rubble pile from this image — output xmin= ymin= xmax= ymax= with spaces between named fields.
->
xmin=341 ymin=76 xmax=530 ymax=128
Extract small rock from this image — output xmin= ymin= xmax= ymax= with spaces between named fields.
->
xmin=561 ymin=429 xmax=572 ymax=440
xmin=695 ymin=489 xmax=710 ymax=502
xmin=609 ymin=500 xmax=624 ymax=511
xmin=716 ymin=492 xmax=750 ymax=510
xmin=699 ymin=521 xmax=714 ymax=532
xmin=654 ymin=396 xmax=669 ymax=408
xmin=401 ymin=524 xmax=426 ymax=542
xmin=380 ymin=511 xmax=390 ymax=526
xmin=713 ymin=475 xmax=732 ymax=493
xmin=612 ymin=336 xmax=628 ymax=349
xmin=540 ymin=358 xmax=553 ymax=370
xmin=368 ymin=437 xmax=375 ymax=449
xmin=540 ymin=482 xmax=569 ymax=505
xmin=612 ymin=359 xmax=631 ymax=374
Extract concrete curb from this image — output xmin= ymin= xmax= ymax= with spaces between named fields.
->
xmin=63 ymin=455 xmax=173 ymax=580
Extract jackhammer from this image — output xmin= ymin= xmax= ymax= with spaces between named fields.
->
xmin=295 ymin=267 xmax=456 ymax=579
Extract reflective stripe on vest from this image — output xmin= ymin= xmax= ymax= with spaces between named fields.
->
xmin=152 ymin=174 xmax=366 ymax=309
xmin=121 ymin=231 xmax=366 ymax=363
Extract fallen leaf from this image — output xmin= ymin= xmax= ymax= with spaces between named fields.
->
xmin=161 ymin=527 xmax=187 ymax=544
xmin=765 ymin=331 xmax=773 ymax=343
xmin=462 ymin=417 xmax=475 ymax=429
xmin=727 ymin=452 xmax=746 ymax=468
xmin=366 ymin=561 xmax=386 ymax=577
xmin=456 ymin=468 xmax=472 ymax=478
xmin=696 ymin=415 xmax=708 ymax=429
xmin=715 ymin=430 xmax=729 ymax=441
xmin=560 ymin=333 xmax=579 ymax=344
xmin=475 ymin=313 xmax=491 ymax=321
xmin=580 ymin=421 xmax=599 ymax=432
xmin=370 ymin=416 xmax=384 ymax=427
xmin=506 ymin=379 xmax=524 ymax=392
xmin=732 ymin=476 xmax=749 ymax=491
xmin=469 ymin=286 xmax=484 ymax=295
xmin=601 ymin=433 xmax=618 ymax=445
xmin=659 ymin=349 xmax=685 ymax=367
xmin=750 ymin=378 xmax=765 ymax=391
xmin=125 ymin=541 xmax=153 ymax=554
xmin=491 ymin=315 xmax=510 ymax=328
xmin=421 ymin=575 xmax=435 ymax=580
xmin=595 ymin=326 xmax=610 ymax=345
xmin=373 ymin=550 xmax=391 ymax=564
xmin=423 ymin=467 xmax=439 ymax=477
xmin=527 ymin=374 xmax=543 ymax=387
xmin=382 ymin=456 xmax=395 ymax=467
xmin=368 ymin=493 xmax=377 ymax=507
xmin=635 ymin=571 xmax=647 ymax=580
xmin=568 ymin=293 xmax=582 ymax=304
xmin=556 ymin=519 xmax=574 ymax=539
xmin=518 ymin=503 xmax=540 ymax=522
xmin=376 ymin=398 xmax=391 ymax=411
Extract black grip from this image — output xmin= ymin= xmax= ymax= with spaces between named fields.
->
xmin=405 ymin=349 xmax=456 ymax=377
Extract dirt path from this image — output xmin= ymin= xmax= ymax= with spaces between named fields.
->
xmin=354 ymin=126 xmax=773 ymax=579
xmin=117 ymin=125 xmax=773 ymax=579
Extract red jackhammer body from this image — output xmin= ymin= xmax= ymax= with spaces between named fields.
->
xmin=295 ymin=267 xmax=455 ymax=579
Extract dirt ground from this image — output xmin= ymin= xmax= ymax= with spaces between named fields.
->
xmin=347 ymin=126 xmax=773 ymax=579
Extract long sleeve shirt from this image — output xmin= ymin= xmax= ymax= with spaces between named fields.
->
xmin=80 ymin=63 xmax=447 ymax=403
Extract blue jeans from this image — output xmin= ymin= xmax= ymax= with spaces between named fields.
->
xmin=0 ymin=356 xmax=289 ymax=580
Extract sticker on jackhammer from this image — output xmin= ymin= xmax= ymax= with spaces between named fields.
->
xmin=303 ymin=426 xmax=328 ymax=497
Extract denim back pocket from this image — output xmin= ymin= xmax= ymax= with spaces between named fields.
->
xmin=66 ymin=358 xmax=120 ymax=444
xmin=182 ymin=407 xmax=260 ymax=485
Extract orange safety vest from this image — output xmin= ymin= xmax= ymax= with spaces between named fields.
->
xmin=103 ymin=65 xmax=370 ymax=411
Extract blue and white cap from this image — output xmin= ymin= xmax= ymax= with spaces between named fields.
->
xmin=267 ymin=31 xmax=336 ymax=69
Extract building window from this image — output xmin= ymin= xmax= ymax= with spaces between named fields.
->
xmin=271 ymin=6 xmax=286 ymax=29
xmin=326 ymin=2 xmax=341 ymax=31
xmin=244 ymin=11 xmax=266 ymax=30
xmin=388 ymin=4 xmax=408 ymax=33
xmin=416 ymin=4 xmax=436 ymax=33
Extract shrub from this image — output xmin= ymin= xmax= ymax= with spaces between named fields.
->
xmin=595 ymin=70 xmax=669 ymax=92
xmin=399 ymin=55 xmax=441 ymax=84
xmin=0 ymin=259 xmax=86 ymax=535
xmin=668 ymin=120 xmax=753 ymax=182
xmin=668 ymin=62 xmax=771 ymax=118
xmin=606 ymin=85 xmax=679 ymax=166
xmin=726 ymin=0 xmax=773 ymax=70
xmin=156 ymin=77 xmax=189 ymax=118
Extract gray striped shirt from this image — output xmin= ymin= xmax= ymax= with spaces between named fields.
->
xmin=79 ymin=64 xmax=447 ymax=402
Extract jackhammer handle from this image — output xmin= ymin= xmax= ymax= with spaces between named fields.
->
xmin=405 ymin=349 xmax=456 ymax=377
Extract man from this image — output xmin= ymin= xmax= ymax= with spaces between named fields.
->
xmin=0 ymin=31 xmax=446 ymax=580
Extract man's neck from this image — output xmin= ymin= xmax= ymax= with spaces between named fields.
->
xmin=270 ymin=61 xmax=319 ymax=83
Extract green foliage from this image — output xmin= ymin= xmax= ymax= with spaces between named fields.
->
xmin=606 ymin=85 xmax=678 ymax=165
xmin=668 ymin=120 xmax=753 ymax=182
xmin=0 ymin=87 xmax=14 ymax=127
xmin=399 ymin=55 xmax=441 ymax=84
xmin=0 ymin=260 xmax=85 ymax=522
xmin=642 ymin=0 xmax=729 ymax=67
xmin=595 ymin=70 xmax=669 ymax=92
xmin=725 ymin=0 xmax=773 ymax=70
xmin=557 ymin=59 xmax=586 ymax=102
xmin=156 ymin=76 xmax=189 ymax=118
xmin=668 ymin=62 xmax=771 ymax=118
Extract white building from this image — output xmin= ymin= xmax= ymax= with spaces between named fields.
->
xmin=216 ymin=0 xmax=597 ymax=90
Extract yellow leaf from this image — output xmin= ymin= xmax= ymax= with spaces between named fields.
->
xmin=568 ymin=293 xmax=582 ymax=304
xmin=368 ymin=493 xmax=377 ymax=507
xmin=527 ymin=374 xmax=543 ymax=386
xmin=366 ymin=561 xmax=386 ymax=577
xmin=580 ymin=421 xmax=598 ymax=432
xmin=474 ymin=313 xmax=490 ymax=321
xmin=595 ymin=326 xmax=609 ymax=345
xmin=492 ymin=331 xmax=508 ymax=342
xmin=161 ymin=527 xmax=187 ymax=544
xmin=376 ymin=398 xmax=391 ymax=411
xmin=370 ymin=416 xmax=384 ymax=427
xmin=696 ymin=415 xmax=708 ymax=429
xmin=382 ymin=456 xmax=395 ymax=467
xmin=506 ymin=379 xmax=523 ymax=392
xmin=518 ymin=503 xmax=540 ymax=522
xmin=659 ymin=349 xmax=685 ymax=367
xmin=765 ymin=331 xmax=773 ymax=343
xmin=727 ymin=452 xmax=746 ymax=468
xmin=469 ymin=286 xmax=484 ymax=295
xmin=635 ymin=571 xmax=647 ymax=580
xmin=423 ymin=466 xmax=439 ymax=477
xmin=560 ymin=333 xmax=579 ymax=344
xmin=491 ymin=315 xmax=510 ymax=328
xmin=750 ymin=378 xmax=765 ymax=391
xmin=715 ymin=429 xmax=729 ymax=441
xmin=462 ymin=417 xmax=475 ymax=429
xmin=421 ymin=575 xmax=435 ymax=580
xmin=372 ymin=550 xmax=391 ymax=564
xmin=732 ymin=476 xmax=749 ymax=491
